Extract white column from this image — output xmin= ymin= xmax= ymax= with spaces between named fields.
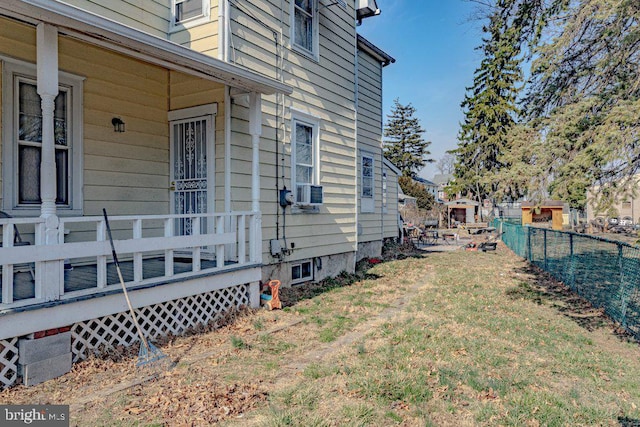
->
xmin=249 ymin=92 xmax=262 ymax=212
xmin=37 ymin=23 xmax=59 ymax=222
xmin=249 ymin=92 xmax=262 ymax=263
xmin=37 ymin=23 xmax=62 ymax=301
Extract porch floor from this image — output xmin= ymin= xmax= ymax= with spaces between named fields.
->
xmin=2 ymin=257 xmax=222 ymax=301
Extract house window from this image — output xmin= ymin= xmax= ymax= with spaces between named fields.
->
xmin=292 ymin=260 xmax=313 ymax=284
xmin=2 ymin=59 xmax=83 ymax=215
xmin=362 ymin=155 xmax=373 ymax=198
xmin=292 ymin=0 xmax=318 ymax=57
xmin=171 ymin=0 xmax=210 ymax=28
xmin=361 ymin=153 xmax=374 ymax=213
xmin=291 ymin=112 xmax=320 ymax=206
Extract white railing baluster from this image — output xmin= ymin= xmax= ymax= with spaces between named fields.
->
xmin=249 ymin=213 xmax=257 ymax=263
xmin=238 ymin=214 xmax=246 ymax=264
xmin=164 ymin=218 xmax=174 ymax=277
xmin=34 ymin=223 xmax=45 ymax=300
xmin=216 ymin=215 xmax=225 ymax=268
xmin=133 ymin=219 xmax=143 ymax=282
xmin=34 ymin=222 xmax=45 ymax=298
xmin=192 ymin=217 xmax=201 ymax=272
xmin=96 ymin=220 xmax=107 ymax=288
xmin=2 ymin=224 xmax=14 ymax=304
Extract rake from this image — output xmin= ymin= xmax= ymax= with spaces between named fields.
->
xmin=102 ymin=208 xmax=168 ymax=368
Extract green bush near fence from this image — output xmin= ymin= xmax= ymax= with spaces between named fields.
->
xmin=495 ymin=220 xmax=640 ymax=340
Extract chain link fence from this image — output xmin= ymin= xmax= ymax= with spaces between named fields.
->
xmin=495 ymin=220 xmax=640 ymax=340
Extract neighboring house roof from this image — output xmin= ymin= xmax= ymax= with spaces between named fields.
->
xmin=521 ymin=200 xmax=565 ymax=208
xmin=356 ymin=34 xmax=395 ymax=66
xmin=397 ymin=187 xmax=414 ymax=200
xmin=445 ymin=198 xmax=479 ymax=206
xmin=383 ymin=157 xmax=401 ymax=176
xmin=1 ymin=0 xmax=293 ymax=96
xmin=432 ymin=174 xmax=454 ymax=186
xmin=414 ymin=176 xmax=437 ymax=187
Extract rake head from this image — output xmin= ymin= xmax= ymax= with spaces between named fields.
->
xmin=136 ymin=341 xmax=168 ymax=368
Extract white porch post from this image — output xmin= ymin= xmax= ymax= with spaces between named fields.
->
xmin=37 ymin=23 xmax=58 ymax=222
xmin=37 ymin=23 xmax=62 ymax=301
xmin=249 ymin=92 xmax=262 ymax=263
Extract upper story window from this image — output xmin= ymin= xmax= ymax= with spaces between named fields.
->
xmin=291 ymin=111 xmax=320 ymax=207
xmin=292 ymin=0 xmax=318 ymax=58
xmin=2 ymin=59 xmax=84 ymax=215
xmin=171 ymin=0 xmax=210 ymax=29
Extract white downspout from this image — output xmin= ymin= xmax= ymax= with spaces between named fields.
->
xmin=224 ymin=88 xmax=231 ymax=215
xmin=249 ymin=92 xmax=263 ymax=263
xmin=379 ymin=61 xmax=384 ymax=245
xmin=353 ymin=13 xmax=359 ymax=270
xmin=218 ymin=0 xmax=229 ymax=61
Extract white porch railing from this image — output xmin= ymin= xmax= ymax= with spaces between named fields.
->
xmin=0 ymin=212 xmax=261 ymax=309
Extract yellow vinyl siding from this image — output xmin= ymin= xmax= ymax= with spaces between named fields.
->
xmin=55 ymin=35 xmax=172 ymax=217
xmin=62 ymin=0 xmax=171 ymax=37
xmin=170 ymin=21 xmax=219 ymax=58
xmin=357 ymin=49 xmax=385 ymax=243
xmin=226 ymin=0 xmax=358 ymax=261
xmin=0 ymin=19 xmax=38 ymax=211
xmin=0 ymin=18 xmax=37 ymax=62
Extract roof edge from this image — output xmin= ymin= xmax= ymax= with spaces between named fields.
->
xmin=357 ymin=34 xmax=395 ymax=66
xmin=1 ymin=0 xmax=292 ymax=95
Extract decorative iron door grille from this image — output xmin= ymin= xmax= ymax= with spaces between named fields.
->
xmin=171 ymin=116 xmax=211 ymax=236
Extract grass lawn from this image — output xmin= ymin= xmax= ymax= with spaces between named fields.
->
xmin=1 ymin=242 xmax=639 ymax=426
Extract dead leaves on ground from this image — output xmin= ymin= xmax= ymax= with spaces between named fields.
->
xmin=119 ymin=380 xmax=267 ymax=425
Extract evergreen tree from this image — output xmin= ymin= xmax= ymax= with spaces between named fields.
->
xmin=398 ymin=176 xmax=435 ymax=210
xmin=451 ymin=0 xmax=523 ymax=203
xmin=383 ymin=99 xmax=433 ymax=177
xmin=494 ymin=0 xmax=640 ymax=208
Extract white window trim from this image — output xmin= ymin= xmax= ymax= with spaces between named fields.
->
xmin=290 ymin=0 xmax=320 ymax=61
xmin=1 ymin=57 xmax=84 ymax=216
xmin=361 ymin=152 xmax=375 ymax=213
xmin=291 ymin=259 xmax=313 ymax=284
xmin=170 ymin=0 xmax=211 ymax=32
xmin=291 ymin=109 xmax=321 ymax=210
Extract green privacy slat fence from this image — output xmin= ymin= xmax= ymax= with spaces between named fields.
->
xmin=494 ymin=220 xmax=640 ymax=340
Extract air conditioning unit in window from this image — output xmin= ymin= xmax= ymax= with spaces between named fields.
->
xmin=299 ymin=184 xmax=323 ymax=206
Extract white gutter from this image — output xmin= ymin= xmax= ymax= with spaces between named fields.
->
xmin=0 ymin=0 xmax=292 ymax=96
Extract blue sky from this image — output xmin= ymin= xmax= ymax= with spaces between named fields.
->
xmin=358 ymin=0 xmax=484 ymax=181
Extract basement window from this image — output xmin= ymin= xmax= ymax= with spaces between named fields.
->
xmin=292 ymin=260 xmax=313 ymax=284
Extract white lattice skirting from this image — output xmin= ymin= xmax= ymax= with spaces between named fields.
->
xmin=0 ymin=284 xmax=250 ymax=388
xmin=0 ymin=337 xmax=19 ymax=389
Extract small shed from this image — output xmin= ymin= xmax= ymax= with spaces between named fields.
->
xmin=445 ymin=198 xmax=480 ymax=228
xmin=521 ymin=201 xmax=565 ymax=230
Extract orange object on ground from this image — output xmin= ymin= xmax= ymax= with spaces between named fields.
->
xmin=262 ymin=280 xmax=282 ymax=310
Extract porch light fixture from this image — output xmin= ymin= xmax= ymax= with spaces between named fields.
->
xmin=112 ymin=117 xmax=125 ymax=132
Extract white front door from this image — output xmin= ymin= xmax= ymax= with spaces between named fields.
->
xmin=169 ymin=105 xmax=216 ymax=236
